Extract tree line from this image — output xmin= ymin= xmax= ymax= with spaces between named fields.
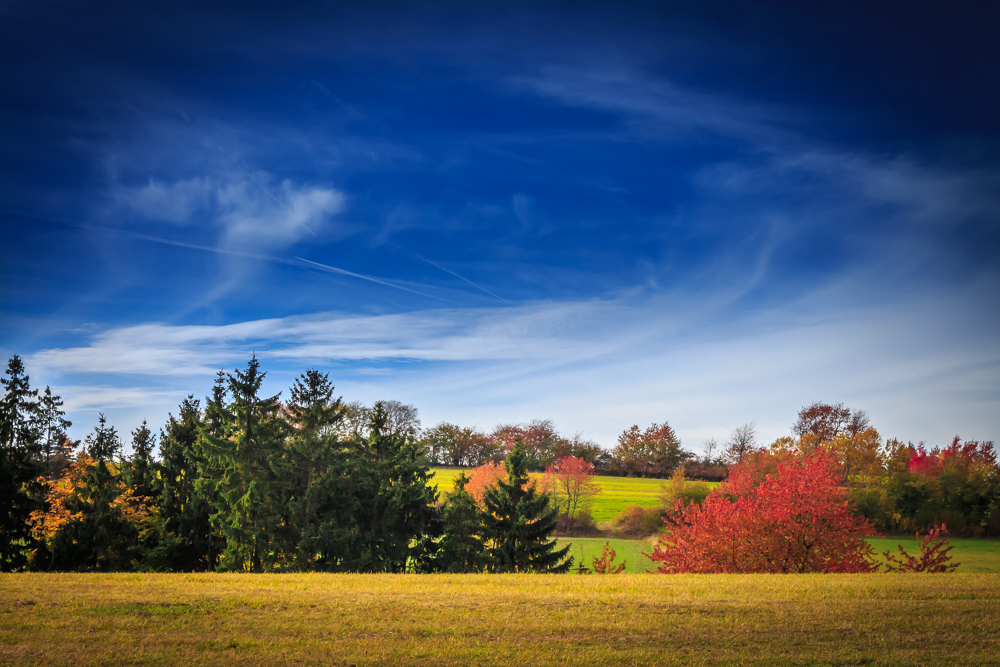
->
xmin=1 ymin=355 xmax=570 ymax=573
xmin=2 ymin=353 xmax=997 ymax=573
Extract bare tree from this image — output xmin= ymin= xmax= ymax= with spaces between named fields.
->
xmin=702 ymin=437 xmax=719 ymax=464
xmin=793 ymin=402 xmax=869 ymax=442
xmin=723 ymin=422 xmax=758 ymax=465
xmin=340 ymin=400 xmax=421 ymax=440
xmin=381 ymin=400 xmax=421 ymax=439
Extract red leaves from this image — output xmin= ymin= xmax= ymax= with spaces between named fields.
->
xmin=883 ymin=524 xmax=959 ymax=573
xmin=648 ymin=451 xmax=877 ymax=573
xmin=591 ymin=541 xmax=626 ymax=574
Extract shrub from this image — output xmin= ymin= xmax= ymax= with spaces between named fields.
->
xmin=649 ymin=451 xmax=877 ymax=573
xmin=613 ymin=505 xmax=665 ymax=536
xmin=883 ymin=524 xmax=959 ymax=573
xmin=592 ymin=541 xmax=626 ymax=574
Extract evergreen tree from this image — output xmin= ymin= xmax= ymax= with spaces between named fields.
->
xmin=435 ymin=472 xmax=491 ymax=572
xmin=482 ymin=438 xmax=572 ymax=573
xmin=192 ymin=373 xmax=232 ymax=570
xmin=158 ymin=395 xmax=214 ymax=571
xmin=0 ymin=355 xmax=41 ymax=570
xmin=199 ymin=357 xmax=287 ymax=572
xmin=282 ymin=369 xmax=346 ymax=570
xmin=127 ymin=420 xmax=157 ymax=501
xmin=45 ymin=414 xmax=144 ymax=571
xmin=35 ymin=386 xmax=72 ymax=478
xmin=350 ymin=402 xmax=439 ymax=572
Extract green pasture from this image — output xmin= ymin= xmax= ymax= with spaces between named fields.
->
xmin=4 ymin=573 xmax=999 ymax=666
xmin=559 ymin=537 xmax=1000 ymax=574
xmin=430 ymin=467 xmax=718 ymax=523
xmin=867 ymin=536 xmax=1000 ymax=573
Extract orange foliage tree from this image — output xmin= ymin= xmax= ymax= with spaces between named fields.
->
xmin=649 ymin=451 xmax=877 ymax=573
xmin=541 ymin=455 xmax=600 ymax=530
xmin=464 ymin=461 xmax=508 ymax=506
xmin=30 ymin=454 xmax=153 ymax=570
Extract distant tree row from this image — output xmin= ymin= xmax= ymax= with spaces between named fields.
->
xmin=0 ymin=355 xmax=570 ymax=573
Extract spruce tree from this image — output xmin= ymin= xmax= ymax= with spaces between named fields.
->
xmin=199 ymin=357 xmax=287 ymax=572
xmin=35 ymin=386 xmax=72 ymax=478
xmin=128 ymin=420 xmax=157 ymax=501
xmin=436 ymin=472 xmax=491 ymax=572
xmin=482 ymin=438 xmax=572 ymax=573
xmin=350 ymin=402 xmax=439 ymax=572
xmin=282 ymin=369 xmax=347 ymax=570
xmin=47 ymin=414 xmax=142 ymax=571
xmin=159 ymin=395 xmax=214 ymax=571
xmin=0 ymin=355 xmax=41 ymax=570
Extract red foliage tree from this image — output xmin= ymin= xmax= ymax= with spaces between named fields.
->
xmin=648 ymin=451 xmax=877 ymax=573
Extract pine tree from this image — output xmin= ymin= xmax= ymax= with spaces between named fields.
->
xmin=282 ymin=369 xmax=347 ymax=570
xmin=192 ymin=373 xmax=232 ymax=571
xmin=44 ymin=415 xmax=144 ymax=571
xmin=0 ymin=355 xmax=41 ymax=570
xmin=35 ymin=386 xmax=72 ymax=478
xmin=436 ymin=472 xmax=491 ymax=572
xmin=349 ymin=402 xmax=439 ymax=572
xmin=199 ymin=357 xmax=287 ymax=572
xmin=482 ymin=438 xmax=572 ymax=573
xmin=128 ymin=420 xmax=157 ymax=501
xmin=159 ymin=395 xmax=214 ymax=571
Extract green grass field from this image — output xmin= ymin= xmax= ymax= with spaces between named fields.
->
xmin=3 ymin=573 xmax=999 ymax=666
xmin=559 ymin=537 xmax=1000 ymax=574
xmin=430 ymin=467 xmax=718 ymax=523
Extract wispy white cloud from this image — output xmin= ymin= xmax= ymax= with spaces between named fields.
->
xmin=512 ymin=64 xmax=794 ymax=144
xmin=28 ymin=278 xmax=1000 ymax=448
xmin=116 ymin=172 xmax=344 ymax=250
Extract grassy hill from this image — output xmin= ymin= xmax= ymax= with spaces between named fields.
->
xmin=3 ymin=573 xmax=999 ymax=665
xmin=430 ymin=467 xmax=718 ymax=523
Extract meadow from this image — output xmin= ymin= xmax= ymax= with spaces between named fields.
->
xmin=3 ymin=573 xmax=998 ymax=666
xmin=430 ymin=467 xmax=717 ymax=523
xmin=559 ymin=537 xmax=1000 ymax=574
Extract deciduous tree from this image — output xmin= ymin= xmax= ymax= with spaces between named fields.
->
xmin=649 ymin=451 xmax=877 ymax=573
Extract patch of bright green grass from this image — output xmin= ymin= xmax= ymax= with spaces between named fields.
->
xmin=3 ymin=573 xmax=999 ymax=666
xmin=430 ymin=468 xmax=718 ymax=524
xmin=867 ymin=536 xmax=1000 ymax=573
xmin=556 ymin=537 xmax=656 ymax=573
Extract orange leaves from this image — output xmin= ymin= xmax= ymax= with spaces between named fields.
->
xmin=464 ymin=462 xmax=508 ymax=506
xmin=29 ymin=455 xmax=153 ymax=550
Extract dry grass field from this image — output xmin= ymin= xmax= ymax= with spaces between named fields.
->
xmin=3 ymin=573 xmax=998 ymax=666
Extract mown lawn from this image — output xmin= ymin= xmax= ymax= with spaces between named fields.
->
xmin=430 ymin=467 xmax=718 ymax=523
xmin=3 ymin=573 xmax=999 ymax=666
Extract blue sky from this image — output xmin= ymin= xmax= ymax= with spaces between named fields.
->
xmin=2 ymin=1 xmax=998 ymax=451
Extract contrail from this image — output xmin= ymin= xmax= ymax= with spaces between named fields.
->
xmin=415 ymin=254 xmax=509 ymax=303
xmin=295 ymin=257 xmax=448 ymax=302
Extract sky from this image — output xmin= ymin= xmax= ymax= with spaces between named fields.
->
xmin=1 ymin=0 xmax=998 ymax=453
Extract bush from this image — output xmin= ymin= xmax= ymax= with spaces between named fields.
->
xmin=613 ymin=505 xmax=665 ymax=536
xmin=649 ymin=451 xmax=877 ymax=573
xmin=559 ymin=508 xmax=598 ymax=535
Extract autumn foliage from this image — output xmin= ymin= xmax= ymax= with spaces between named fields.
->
xmin=883 ymin=524 xmax=959 ymax=573
xmin=649 ymin=451 xmax=877 ymax=573
xmin=464 ymin=461 xmax=508 ymax=506
xmin=540 ymin=455 xmax=600 ymax=530
xmin=591 ymin=541 xmax=626 ymax=574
